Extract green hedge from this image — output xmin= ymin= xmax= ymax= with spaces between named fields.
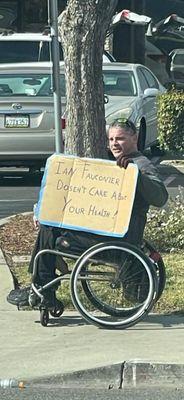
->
xmin=145 ymin=191 xmax=184 ymax=252
xmin=157 ymin=90 xmax=184 ymax=153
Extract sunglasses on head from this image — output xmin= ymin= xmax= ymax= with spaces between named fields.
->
xmin=111 ymin=118 xmax=136 ymax=134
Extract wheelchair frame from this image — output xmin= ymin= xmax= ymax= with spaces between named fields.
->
xmin=29 ymin=238 xmax=166 ymax=329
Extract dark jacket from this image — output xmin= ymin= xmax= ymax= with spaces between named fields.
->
xmin=124 ymin=151 xmax=168 ymax=246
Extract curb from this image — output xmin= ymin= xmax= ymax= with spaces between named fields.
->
xmin=30 ymin=363 xmax=122 ymax=389
xmin=0 ymin=211 xmax=32 ymax=227
xmin=122 ymin=361 xmax=184 ymax=388
xmin=28 ymin=361 xmax=184 ymax=389
xmin=0 ymin=247 xmax=15 ymax=310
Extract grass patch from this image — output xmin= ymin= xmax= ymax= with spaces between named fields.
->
xmin=10 ymin=252 xmax=184 ymax=314
xmin=153 ymin=252 xmax=184 ymax=314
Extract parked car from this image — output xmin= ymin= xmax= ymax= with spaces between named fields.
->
xmin=62 ymin=62 xmax=166 ymax=154
xmin=103 ymin=62 xmax=166 ymax=153
xmin=0 ymin=61 xmax=165 ymax=170
xmin=0 ymin=32 xmax=115 ymax=63
xmin=167 ymin=48 xmax=184 ymax=89
xmin=0 ymin=61 xmax=66 ymax=170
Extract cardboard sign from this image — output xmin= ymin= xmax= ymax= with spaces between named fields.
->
xmin=36 ymin=154 xmax=138 ymax=237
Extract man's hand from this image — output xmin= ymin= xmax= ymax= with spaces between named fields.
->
xmin=33 ymin=203 xmax=40 ymax=230
xmin=117 ymin=155 xmax=133 ymax=169
xmin=33 ymin=216 xmax=40 ymax=230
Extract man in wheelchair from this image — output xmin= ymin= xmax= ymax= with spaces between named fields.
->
xmin=7 ymin=118 xmax=168 ymax=309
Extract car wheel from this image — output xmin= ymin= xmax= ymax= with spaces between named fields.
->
xmin=138 ymin=122 xmax=146 ymax=152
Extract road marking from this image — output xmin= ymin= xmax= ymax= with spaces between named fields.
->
xmin=0 ymin=199 xmax=35 ymax=202
xmin=164 ymin=175 xmax=176 ymax=186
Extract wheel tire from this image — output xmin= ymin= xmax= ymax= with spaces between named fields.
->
xmin=155 ymin=257 xmax=166 ymax=300
xmin=40 ymin=309 xmax=49 ymax=326
xmin=138 ymin=122 xmax=146 ymax=152
xmin=50 ymin=299 xmax=64 ymax=318
xmin=70 ymin=242 xmax=158 ymax=329
xmin=143 ymin=240 xmax=166 ymax=301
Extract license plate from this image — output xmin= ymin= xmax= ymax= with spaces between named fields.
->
xmin=4 ymin=115 xmax=30 ymax=128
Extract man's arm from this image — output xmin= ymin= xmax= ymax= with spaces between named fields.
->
xmin=134 ymin=155 xmax=168 ymax=207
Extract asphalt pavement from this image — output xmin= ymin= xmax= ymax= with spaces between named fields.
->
xmin=0 ymin=160 xmax=184 ymax=389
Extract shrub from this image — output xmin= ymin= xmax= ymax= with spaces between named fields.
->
xmin=144 ymin=190 xmax=184 ymax=252
xmin=157 ymin=90 xmax=184 ymax=154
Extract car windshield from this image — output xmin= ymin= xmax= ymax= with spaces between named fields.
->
xmin=0 ymin=73 xmax=66 ymax=97
xmin=172 ymin=53 xmax=184 ymax=66
xmin=0 ymin=42 xmax=64 ymax=63
xmin=103 ymin=70 xmax=137 ymax=96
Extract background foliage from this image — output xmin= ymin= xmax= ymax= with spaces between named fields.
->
xmin=145 ymin=190 xmax=184 ymax=252
xmin=157 ymin=90 xmax=184 ymax=153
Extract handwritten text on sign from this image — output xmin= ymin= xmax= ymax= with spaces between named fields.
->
xmin=37 ymin=154 xmax=138 ymax=237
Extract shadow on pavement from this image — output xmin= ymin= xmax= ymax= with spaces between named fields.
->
xmin=34 ymin=313 xmax=89 ymax=328
xmin=129 ymin=313 xmax=184 ymax=330
xmin=32 ymin=312 xmax=184 ymax=330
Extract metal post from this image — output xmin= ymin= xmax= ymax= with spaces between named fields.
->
xmin=49 ymin=0 xmax=64 ymax=153
xmin=130 ymin=0 xmax=135 ymax=62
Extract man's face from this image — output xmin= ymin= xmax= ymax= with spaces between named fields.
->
xmin=108 ymin=127 xmax=138 ymax=159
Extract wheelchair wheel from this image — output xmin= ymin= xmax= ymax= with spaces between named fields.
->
xmin=80 ymin=242 xmax=159 ymax=319
xmin=49 ymin=299 xmax=64 ymax=318
xmin=70 ymin=242 xmax=158 ymax=329
xmin=142 ymin=240 xmax=166 ymax=301
xmin=40 ymin=309 xmax=49 ymax=327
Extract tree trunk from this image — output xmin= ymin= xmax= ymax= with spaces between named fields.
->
xmin=58 ymin=0 xmax=118 ymax=158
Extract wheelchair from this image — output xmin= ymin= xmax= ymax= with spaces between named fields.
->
xmin=29 ymin=231 xmax=166 ymax=329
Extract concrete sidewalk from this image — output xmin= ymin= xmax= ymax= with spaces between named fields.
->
xmin=0 ymin=243 xmax=184 ymax=388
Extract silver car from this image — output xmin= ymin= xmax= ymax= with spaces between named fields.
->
xmin=61 ymin=63 xmax=166 ymax=154
xmin=103 ymin=62 xmax=166 ymax=153
xmin=0 ymin=61 xmax=66 ymax=170
xmin=0 ymin=61 xmax=165 ymax=170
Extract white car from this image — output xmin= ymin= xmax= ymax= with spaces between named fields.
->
xmin=103 ymin=62 xmax=166 ymax=153
xmin=0 ymin=61 xmax=165 ymax=170
xmin=0 ymin=32 xmax=115 ymax=63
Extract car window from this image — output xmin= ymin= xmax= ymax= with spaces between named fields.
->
xmin=0 ymin=40 xmax=112 ymax=64
xmin=103 ymin=50 xmax=115 ymax=62
xmin=0 ymin=73 xmax=66 ymax=96
xmin=172 ymin=53 xmax=184 ymax=65
xmin=103 ymin=71 xmax=137 ymax=96
xmin=0 ymin=41 xmax=64 ymax=63
xmin=38 ymin=74 xmax=66 ymax=96
xmin=136 ymin=68 xmax=149 ymax=91
xmin=140 ymin=67 xmax=159 ymax=89
xmin=103 ymin=54 xmax=112 ymax=63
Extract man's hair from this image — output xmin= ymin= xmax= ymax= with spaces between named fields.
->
xmin=109 ymin=118 xmax=137 ymax=135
